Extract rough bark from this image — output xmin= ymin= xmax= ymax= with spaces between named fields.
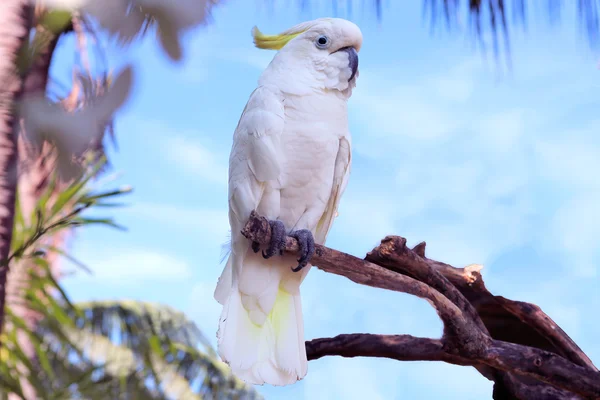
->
xmin=0 ymin=0 xmax=33 ymax=343
xmin=242 ymin=211 xmax=600 ymax=400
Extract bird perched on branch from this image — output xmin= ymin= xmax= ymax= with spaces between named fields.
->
xmin=214 ymin=17 xmax=362 ymax=386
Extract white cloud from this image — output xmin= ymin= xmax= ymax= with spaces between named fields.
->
xmin=124 ymin=118 xmax=230 ymax=187
xmin=393 ymin=148 xmax=534 ymax=267
xmin=218 ymin=48 xmax=274 ymax=71
xmin=73 ymin=250 xmax=192 ymax=284
xmin=304 ymin=356 xmax=492 ymax=400
xmin=181 ymin=29 xmax=274 ymax=82
xmin=475 ymin=109 xmax=526 ymax=153
xmin=403 ymin=362 xmax=493 ymax=399
xmin=347 ymin=105 xmax=534 ymax=268
xmin=505 ymin=276 xmax=595 ymax=343
xmin=352 ymin=85 xmax=460 ymax=142
xmin=529 ymin=123 xmax=600 ymax=276
xmin=332 ymin=193 xmax=398 ymax=250
xmin=533 ymin=133 xmax=600 ymax=190
xmin=129 ymin=202 xmax=228 ymax=232
xmin=187 ymin=281 xmax=223 ymax=347
xmin=425 ymin=59 xmax=481 ymax=102
xmin=304 ymin=358 xmax=387 ymax=400
xmin=179 ymin=64 xmax=210 ymax=84
xmin=548 ymin=193 xmax=600 ymax=277
xmin=345 ymin=56 xmax=600 ymax=275
xmin=125 ymin=202 xmax=230 ymax=255
xmin=350 ymin=59 xmax=480 ymax=150
xmin=164 ymin=135 xmax=229 ymax=185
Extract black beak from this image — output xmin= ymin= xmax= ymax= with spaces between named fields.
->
xmin=336 ymin=46 xmax=359 ymax=82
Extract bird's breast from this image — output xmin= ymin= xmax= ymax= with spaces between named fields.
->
xmin=273 ymin=96 xmax=348 ymax=201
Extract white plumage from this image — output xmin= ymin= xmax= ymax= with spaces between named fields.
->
xmin=214 ymin=18 xmax=362 ymax=386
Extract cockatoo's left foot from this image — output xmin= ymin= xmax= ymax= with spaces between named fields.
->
xmin=262 ymin=219 xmax=286 ymax=259
xmin=290 ymin=229 xmax=315 ymax=272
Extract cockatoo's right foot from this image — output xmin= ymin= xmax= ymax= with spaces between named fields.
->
xmin=290 ymin=229 xmax=315 ymax=272
xmin=262 ymin=219 xmax=286 ymax=259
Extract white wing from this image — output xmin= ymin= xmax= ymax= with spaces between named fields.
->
xmin=215 ymin=84 xmax=284 ymax=303
xmin=314 ymin=135 xmax=352 ymax=244
xmin=228 ymin=84 xmax=285 ymax=232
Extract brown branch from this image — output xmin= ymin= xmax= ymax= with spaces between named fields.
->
xmin=495 ymin=374 xmax=584 ymax=400
xmin=366 ymin=236 xmax=487 ymax=332
xmin=492 ymin=296 xmax=597 ymax=372
xmin=306 ymin=334 xmax=587 ymax=400
xmin=306 ymin=334 xmax=469 ymax=365
xmin=242 ymin=211 xmax=600 ymax=400
xmin=394 ymin=251 xmax=596 ymax=373
xmin=482 ymin=341 xmax=600 ymax=398
xmin=242 ymin=211 xmax=489 ymax=355
xmin=398 ymin=252 xmax=598 ymax=374
xmin=364 ymin=235 xmax=599 ymax=397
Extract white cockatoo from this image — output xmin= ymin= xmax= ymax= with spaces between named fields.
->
xmin=214 ymin=18 xmax=362 ymax=386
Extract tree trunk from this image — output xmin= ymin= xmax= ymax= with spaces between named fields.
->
xmin=0 ymin=0 xmax=32 ymax=343
xmin=10 ymin=32 xmax=61 ymax=323
xmin=7 ymin=21 xmax=73 ymax=400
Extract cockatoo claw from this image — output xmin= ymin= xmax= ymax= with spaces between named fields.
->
xmin=251 ymin=241 xmax=261 ymax=253
xmin=262 ymin=219 xmax=287 ymax=259
xmin=290 ymin=229 xmax=315 ymax=272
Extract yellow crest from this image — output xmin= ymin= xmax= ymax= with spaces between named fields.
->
xmin=251 ymin=20 xmax=325 ymax=50
xmin=252 ymin=26 xmax=303 ymax=50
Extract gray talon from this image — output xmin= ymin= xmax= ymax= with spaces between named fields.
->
xmin=262 ymin=220 xmax=286 ymax=259
xmin=290 ymin=229 xmax=315 ymax=272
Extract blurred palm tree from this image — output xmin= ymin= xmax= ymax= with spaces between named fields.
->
xmin=0 ymin=1 xmax=260 ymax=398
xmin=1 ymin=159 xmax=261 ymax=398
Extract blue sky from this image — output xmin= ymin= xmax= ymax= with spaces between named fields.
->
xmin=51 ymin=1 xmax=600 ymax=399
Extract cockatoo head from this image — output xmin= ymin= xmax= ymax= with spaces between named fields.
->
xmin=253 ymin=18 xmax=362 ymax=95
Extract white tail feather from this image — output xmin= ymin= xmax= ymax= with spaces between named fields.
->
xmin=214 ymin=256 xmax=233 ymax=305
xmin=215 ymin=253 xmax=308 ymax=386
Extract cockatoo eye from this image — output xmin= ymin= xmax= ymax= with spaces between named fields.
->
xmin=315 ymin=35 xmax=330 ymax=49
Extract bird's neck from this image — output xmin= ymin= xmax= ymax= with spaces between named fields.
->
xmin=259 ymin=56 xmax=355 ymax=100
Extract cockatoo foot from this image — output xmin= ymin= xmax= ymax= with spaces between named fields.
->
xmin=290 ymin=229 xmax=315 ymax=272
xmin=251 ymin=241 xmax=261 ymax=253
xmin=262 ymin=219 xmax=287 ymax=259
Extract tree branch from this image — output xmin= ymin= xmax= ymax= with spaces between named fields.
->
xmin=306 ymin=334 xmax=588 ymax=400
xmin=366 ymin=236 xmax=487 ymax=332
xmin=306 ymin=334 xmax=469 ymax=365
xmin=482 ymin=341 xmax=600 ymax=398
xmin=403 ymin=252 xmax=596 ymax=373
xmin=242 ymin=211 xmax=600 ymax=399
xmin=242 ymin=211 xmax=489 ymax=355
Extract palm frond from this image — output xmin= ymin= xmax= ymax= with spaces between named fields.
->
xmin=423 ymin=0 xmax=600 ymax=56
xmin=56 ymin=300 xmax=262 ymax=399
xmin=3 ymin=255 xmax=261 ymax=399
xmin=2 ymin=160 xmax=137 ymax=398
xmin=70 ymin=300 xmax=215 ymax=357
